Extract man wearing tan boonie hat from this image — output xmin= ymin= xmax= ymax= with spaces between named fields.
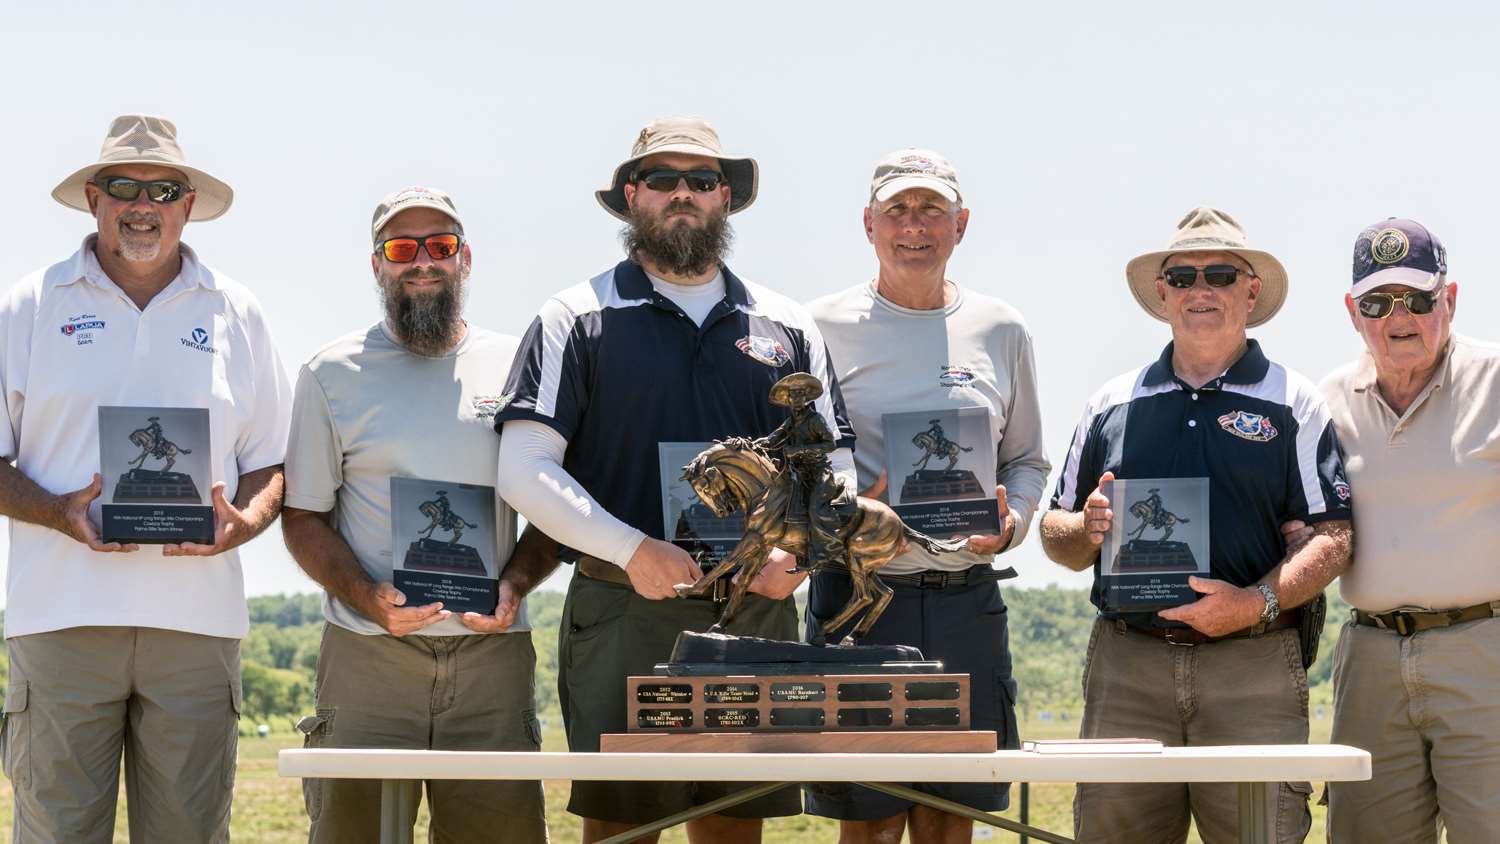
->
xmin=495 ymin=116 xmax=855 ymax=842
xmin=1040 ymin=207 xmax=1353 ymax=842
xmin=0 ymin=114 xmax=292 ymax=842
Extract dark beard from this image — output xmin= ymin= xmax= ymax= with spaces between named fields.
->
xmin=380 ymin=268 xmax=466 ymax=356
xmin=622 ymin=200 xmax=733 ymax=277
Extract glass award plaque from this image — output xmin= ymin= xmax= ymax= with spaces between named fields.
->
xmin=880 ymin=407 xmax=1000 ymax=538
xmin=99 ymin=406 xmax=214 ymax=544
xmin=659 ymin=442 xmax=744 ymax=566
xmin=390 ymin=477 xmax=499 ymax=615
xmin=1099 ymin=477 xmax=1209 ymax=612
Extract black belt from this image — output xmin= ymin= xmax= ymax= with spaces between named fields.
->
xmin=1352 ymin=602 xmax=1496 ymax=636
xmin=822 ymin=564 xmax=1018 ymax=590
xmin=575 ymin=555 xmax=731 ymax=602
xmin=1123 ymin=609 xmax=1301 ymax=646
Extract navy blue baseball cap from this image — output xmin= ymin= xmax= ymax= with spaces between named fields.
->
xmin=1351 ymin=218 xmax=1447 ymax=297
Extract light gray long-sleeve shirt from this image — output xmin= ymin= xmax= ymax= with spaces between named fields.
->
xmin=807 ymin=282 xmax=1050 ymax=574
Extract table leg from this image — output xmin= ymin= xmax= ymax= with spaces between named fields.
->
xmin=856 ymin=782 xmax=1074 ymax=844
xmin=1237 ymin=782 xmax=1269 ymax=844
xmin=593 ymin=782 xmax=794 ymax=844
xmin=379 ymin=779 xmax=419 ymax=844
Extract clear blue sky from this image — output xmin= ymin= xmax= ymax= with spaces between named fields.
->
xmin=3 ymin=1 xmax=1496 ymax=604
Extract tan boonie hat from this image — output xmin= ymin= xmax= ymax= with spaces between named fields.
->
xmin=596 ymin=117 xmax=757 ymax=221
xmin=768 ymin=372 xmax=823 ymax=408
xmin=1125 ymin=206 xmax=1288 ymax=328
xmin=371 ymin=186 xmax=464 ymax=243
xmin=52 ymin=114 xmax=233 ymax=221
xmin=869 ymin=148 xmax=961 ymax=204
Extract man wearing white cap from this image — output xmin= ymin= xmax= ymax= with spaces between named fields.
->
xmin=281 ymin=187 xmax=548 ymax=842
xmin=1040 ymin=208 xmax=1353 ymax=842
xmin=804 ymin=148 xmax=1050 ymax=842
xmin=495 ymin=116 xmax=855 ymax=842
xmin=1318 ymin=219 xmax=1500 ymax=842
xmin=0 ymin=115 xmax=292 ymax=841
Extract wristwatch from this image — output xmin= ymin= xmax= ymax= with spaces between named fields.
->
xmin=1256 ymin=584 xmax=1280 ymax=624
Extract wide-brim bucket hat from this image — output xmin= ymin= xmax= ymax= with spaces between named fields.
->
xmin=52 ymin=114 xmax=233 ymax=222
xmin=1125 ymin=206 xmax=1287 ymax=328
xmin=596 ymin=117 xmax=757 ymax=222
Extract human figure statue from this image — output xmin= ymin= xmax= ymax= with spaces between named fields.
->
xmin=911 ymin=417 xmax=972 ymax=473
xmin=418 ymin=490 xmax=478 ymax=545
xmin=126 ymin=415 xmax=192 ymax=473
xmin=1127 ymin=487 xmax=1189 ymax=542
xmin=754 ymin=372 xmax=854 ymax=573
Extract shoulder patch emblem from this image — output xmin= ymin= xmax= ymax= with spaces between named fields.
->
xmin=1217 ymin=410 xmax=1278 ymax=442
xmin=736 ymin=335 xmax=792 ymax=367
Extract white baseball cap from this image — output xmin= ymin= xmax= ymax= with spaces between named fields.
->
xmin=869 ymin=148 xmax=961 ymax=204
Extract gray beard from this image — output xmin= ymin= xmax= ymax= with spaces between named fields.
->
xmin=380 ymin=270 xmax=466 ymax=356
xmin=622 ymin=202 xmax=733 ymax=277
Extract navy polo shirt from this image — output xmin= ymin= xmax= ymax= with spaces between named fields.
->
xmin=1050 ymin=340 xmax=1351 ymax=624
xmin=496 ymin=259 xmax=855 ymax=543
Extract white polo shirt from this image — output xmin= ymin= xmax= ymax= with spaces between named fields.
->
xmin=0 ymin=237 xmax=292 ymax=639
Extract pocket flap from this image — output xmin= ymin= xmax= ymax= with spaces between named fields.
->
xmin=295 ymin=713 xmax=328 ymax=736
xmin=3 ymin=682 xmax=28 ymax=713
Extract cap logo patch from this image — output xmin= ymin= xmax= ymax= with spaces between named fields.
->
xmin=897 ymin=155 xmax=934 ymax=171
xmin=1218 ymin=410 xmax=1278 ymax=442
xmin=1371 ymin=228 xmax=1410 ymax=265
xmin=736 ymin=335 xmax=791 ymax=367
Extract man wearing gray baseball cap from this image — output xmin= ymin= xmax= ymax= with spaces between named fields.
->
xmin=1317 ymin=219 xmax=1500 ymax=842
xmin=0 ymin=114 xmax=292 ymax=842
xmin=281 ymin=187 xmax=550 ymax=842
xmin=804 ymin=147 xmax=1049 ymax=842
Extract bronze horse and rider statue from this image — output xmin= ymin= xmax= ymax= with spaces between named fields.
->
xmin=675 ymin=373 xmax=978 ymax=646
xmin=911 ymin=418 xmax=972 ymax=474
xmin=1127 ymin=488 xmax=1190 ymax=543
xmin=125 ymin=416 xmax=192 ymax=475
xmin=417 ymin=490 xmax=479 ymax=546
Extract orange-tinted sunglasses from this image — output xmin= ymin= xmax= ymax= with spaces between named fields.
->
xmin=376 ymin=233 xmax=463 ymax=263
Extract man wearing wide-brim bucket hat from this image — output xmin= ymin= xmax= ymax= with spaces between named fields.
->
xmin=0 ymin=114 xmax=292 ymax=842
xmin=495 ymin=116 xmax=856 ymax=842
xmin=1040 ymin=206 xmax=1354 ymax=842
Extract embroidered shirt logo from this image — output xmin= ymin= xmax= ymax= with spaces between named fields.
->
xmin=1217 ymin=410 xmax=1278 ymax=442
xmin=1333 ymin=479 xmax=1351 ymax=501
xmin=180 ymin=326 xmax=217 ymax=354
xmin=939 ymin=365 xmax=976 ymax=387
xmin=473 ymin=394 xmax=506 ymax=419
xmin=735 ymin=335 xmax=791 ymax=367
xmin=60 ymin=314 xmax=106 ymax=340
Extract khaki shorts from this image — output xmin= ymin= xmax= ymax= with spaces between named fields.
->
xmin=298 ymin=623 xmax=546 ymax=844
xmin=558 ymin=573 xmax=802 ymax=823
xmin=1327 ymin=616 xmax=1500 ymax=843
xmin=3 ymin=626 xmax=241 ymax=844
xmin=1072 ymin=619 xmax=1312 ymax=844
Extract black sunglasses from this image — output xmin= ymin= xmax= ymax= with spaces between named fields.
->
xmin=1357 ymin=289 xmax=1440 ymax=319
xmin=632 ymin=168 xmax=725 ymax=193
xmin=1162 ymin=265 xmax=1246 ymax=289
xmin=95 ymin=177 xmax=192 ymax=204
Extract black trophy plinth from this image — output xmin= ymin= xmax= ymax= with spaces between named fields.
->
xmin=899 ymin=469 xmax=985 ymax=503
xmin=663 ymin=630 xmax=932 ymax=676
xmin=1115 ymin=539 xmax=1199 ymax=572
xmin=111 ymin=469 xmax=201 ymax=504
xmin=403 ymin=538 xmax=488 ymax=575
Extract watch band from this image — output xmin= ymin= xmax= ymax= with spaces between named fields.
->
xmin=1256 ymin=584 xmax=1281 ymax=624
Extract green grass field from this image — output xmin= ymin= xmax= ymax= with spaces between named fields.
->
xmin=0 ymin=711 xmax=1343 ymax=843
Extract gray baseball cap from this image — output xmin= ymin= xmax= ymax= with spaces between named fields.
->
xmin=371 ymin=186 xmax=463 ymax=243
xmin=869 ymin=148 xmax=961 ymax=204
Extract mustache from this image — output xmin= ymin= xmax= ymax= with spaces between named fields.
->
xmin=118 ymin=213 xmax=162 ymax=227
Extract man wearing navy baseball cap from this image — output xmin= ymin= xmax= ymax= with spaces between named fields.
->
xmin=1318 ymin=219 xmax=1500 ymax=841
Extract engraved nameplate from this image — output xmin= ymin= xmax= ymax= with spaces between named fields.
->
xmin=769 ymin=708 xmax=826 ymax=728
xmin=837 ymin=682 xmax=893 ymax=702
xmin=705 ymin=708 xmax=761 ymax=729
xmin=905 ymin=681 xmax=961 ymax=701
xmin=770 ymin=682 xmax=826 ymax=702
xmin=636 ymin=684 xmax=693 ymax=704
xmin=838 ymin=708 xmax=894 ymax=727
xmin=704 ymin=683 xmax=760 ymax=704
xmin=905 ymin=707 xmax=962 ymax=727
xmin=638 ymin=709 xmax=694 ymax=729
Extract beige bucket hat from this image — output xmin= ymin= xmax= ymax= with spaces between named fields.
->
xmin=1125 ymin=206 xmax=1287 ymax=328
xmin=52 ymin=114 xmax=233 ymax=221
xmin=596 ymin=117 xmax=757 ymax=222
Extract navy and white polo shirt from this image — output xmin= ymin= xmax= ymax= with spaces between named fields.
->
xmin=1050 ymin=340 xmax=1351 ymax=622
xmin=496 ymin=259 xmax=855 ymax=542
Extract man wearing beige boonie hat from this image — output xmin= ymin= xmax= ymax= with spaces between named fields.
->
xmin=1040 ymin=207 xmax=1353 ymax=842
xmin=0 ymin=115 xmax=292 ymax=842
xmin=495 ymin=117 xmax=855 ymax=842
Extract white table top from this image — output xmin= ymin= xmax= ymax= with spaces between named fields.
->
xmin=280 ymin=745 xmax=1370 ymax=784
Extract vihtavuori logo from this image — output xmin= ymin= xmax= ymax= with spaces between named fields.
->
xmin=181 ymin=326 xmax=217 ymax=354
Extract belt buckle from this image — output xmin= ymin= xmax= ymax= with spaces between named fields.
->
xmin=919 ymin=571 xmax=948 ymax=589
xmin=1163 ymin=628 xmax=1196 ymax=647
xmin=1390 ymin=611 xmax=1413 ymax=636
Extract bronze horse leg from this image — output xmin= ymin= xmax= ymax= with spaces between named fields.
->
xmin=704 ymin=532 xmax=771 ymax=633
xmin=847 ymin=574 xmax=893 ymax=644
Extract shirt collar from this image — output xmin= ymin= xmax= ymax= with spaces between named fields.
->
xmin=1143 ymin=338 xmax=1270 ymax=389
xmin=56 ymin=234 xmax=214 ymax=294
xmin=613 ymin=258 xmax=750 ymax=308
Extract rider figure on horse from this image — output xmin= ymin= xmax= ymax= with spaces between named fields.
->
xmin=754 ymin=373 xmax=855 ymax=574
xmin=143 ymin=416 xmax=166 ymax=453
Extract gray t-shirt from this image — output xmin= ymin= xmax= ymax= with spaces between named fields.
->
xmin=285 ymin=322 xmax=526 ymax=636
xmin=807 ymin=283 xmax=1050 ymax=574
